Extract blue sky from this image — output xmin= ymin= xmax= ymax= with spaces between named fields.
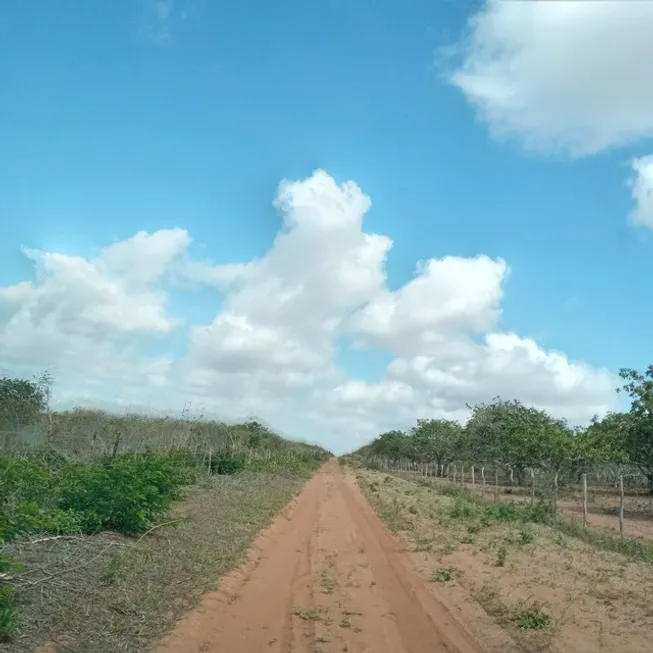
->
xmin=1 ymin=1 xmax=653 ymax=452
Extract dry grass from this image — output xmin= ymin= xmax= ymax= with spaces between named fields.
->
xmin=2 ymin=471 xmax=309 ymax=653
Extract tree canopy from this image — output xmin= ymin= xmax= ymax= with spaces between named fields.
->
xmin=354 ymin=367 xmax=653 ymax=491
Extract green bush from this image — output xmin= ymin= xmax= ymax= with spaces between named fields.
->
xmin=0 ymin=452 xmax=194 ymax=539
xmin=58 ymin=453 xmax=191 ymax=534
xmin=209 ymin=452 xmax=246 ymax=475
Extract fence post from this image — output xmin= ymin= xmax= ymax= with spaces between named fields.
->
xmin=530 ymin=469 xmax=535 ymax=506
xmin=207 ymin=448 xmax=212 ymax=475
xmin=553 ymin=471 xmax=559 ymax=515
xmin=453 ymin=464 xmax=457 ymax=484
xmin=471 ymin=465 xmax=475 ymax=491
xmin=481 ymin=466 xmax=486 ymax=493
xmin=582 ymin=473 xmax=588 ymax=530
xmin=494 ymin=468 xmax=499 ymax=502
xmin=461 ymin=464 xmax=465 ymax=487
xmin=619 ymin=475 xmax=625 ymax=539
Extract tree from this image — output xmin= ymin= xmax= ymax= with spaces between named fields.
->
xmin=582 ymin=412 xmax=630 ymax=466
xmin=465 ymin=399 xmax=572 ymax=483
xmin=369 ymin=430 xmax=411 ymax=463
xmin=410 ymin=418 xmax=463 ymax=468
xmin=619 ymin=367 xmax=653 ymax=491
xmin=0 ymin=373 xmax=51 ymax=433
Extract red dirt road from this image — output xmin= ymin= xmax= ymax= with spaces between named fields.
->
xmin=154 ymin=461 xmax=485 ymax=653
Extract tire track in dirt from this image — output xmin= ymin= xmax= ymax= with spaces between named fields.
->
xmin=153 ymin=461 xmax=486 ymax=653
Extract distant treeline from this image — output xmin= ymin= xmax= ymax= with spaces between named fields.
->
xmin=352 ymin=366 xmax=653 ymax=491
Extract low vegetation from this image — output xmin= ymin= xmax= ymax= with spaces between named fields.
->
xmin=357 ymin=466 xmax=653 ymax=652
xmin=0 ymin=372 xmax=329 ymax=650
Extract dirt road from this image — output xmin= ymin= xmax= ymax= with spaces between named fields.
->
xmin=154 ymin=461 xmax=485 ymax=653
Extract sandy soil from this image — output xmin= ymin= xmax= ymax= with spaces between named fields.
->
xmin=358 ymin=469 xmax=653 ymax=653
xmin=153 ymin=461 xmax=491 ymax=653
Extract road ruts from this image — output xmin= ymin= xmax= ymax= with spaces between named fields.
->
xmin=153 ymin=460 xmax=486 ymax=653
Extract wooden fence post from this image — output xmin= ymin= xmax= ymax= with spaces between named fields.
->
xmin=494 ymin=468 xmax=499 ymax=502
xmin=471 ymin=465 xmax=476 ymax=491
xmin=582 ymin=473 xmax=588 ymax=530
xmin=453 ymin=464 xmax=457 ymax=484
xmin=553 ymin=471 xmax=559 ymax=515
xmin=530 ymin=469 xmax=536 ymax=506
xmin=481 ymin=466 xmax=486 ymax=493
xmin=461 ymin=464 xmax=465 ymax=487
xmin=207 ymin=448 xmax=212 ymax=475
xmin=619 ymin=475 xmax=625 ymax=539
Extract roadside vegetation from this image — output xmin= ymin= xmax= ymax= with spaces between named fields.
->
xmin=0 ymin=373 xmax=329 ymax=651
xmin=356 ymin=468 xmax=653 ymax=652
xmin=350 ymin=367 xmax=653 ymax=530
xmin=347 ymin=365 xmax=653 ymax=652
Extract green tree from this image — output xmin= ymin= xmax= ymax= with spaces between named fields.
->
xmin=465 ymin=399 xmax=572 ymax=483
xmin=0 ymin=373 xmax=51 ymax=433
xmin=410 ymin=418 xmax=463 ymax=468
xmin=370 ymin=430 xmax=411 ymax=463
xmin=581 ymin=412 xmax=630 ymax=466
xmin=619 ymin=367 xmax=653 ymax=491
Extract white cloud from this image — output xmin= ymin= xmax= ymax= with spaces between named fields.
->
xmin=630 ymin=155 xmax=653 ymax=228
xmin=186 ymin=170 xmax=392 ymax=387
xmin=0 ymin=230 xmax=188 ymax=372
xmin=349 ymin=255 xmax=507 ymax=357
xmin=450 ymin=1 xmax=653 ymax=156
xmin=0 ymin=170 xmax=617 ymax=453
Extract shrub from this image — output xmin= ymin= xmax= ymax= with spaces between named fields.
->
xmin=208 ymin=452 xmax=246 ymax=475
xmin=57 ymin=453 xmax=190 ymax=534
xmin=482 ymin=502 xmax=521 ymax=522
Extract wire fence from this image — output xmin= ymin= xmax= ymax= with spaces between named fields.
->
xmin=364 ymin=456 xmax=653 ymax=541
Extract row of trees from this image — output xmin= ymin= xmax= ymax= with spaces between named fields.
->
xmin=356 ymin=367 xmax=653 ymax=491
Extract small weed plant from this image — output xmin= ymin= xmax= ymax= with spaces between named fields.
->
xmin=516 ymin=609 xmax=551 ymax=631
xmin=517 ymin=528 xmax=535 ymax=545
xmin=433 ymin=567 xmax=453 ymax=582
